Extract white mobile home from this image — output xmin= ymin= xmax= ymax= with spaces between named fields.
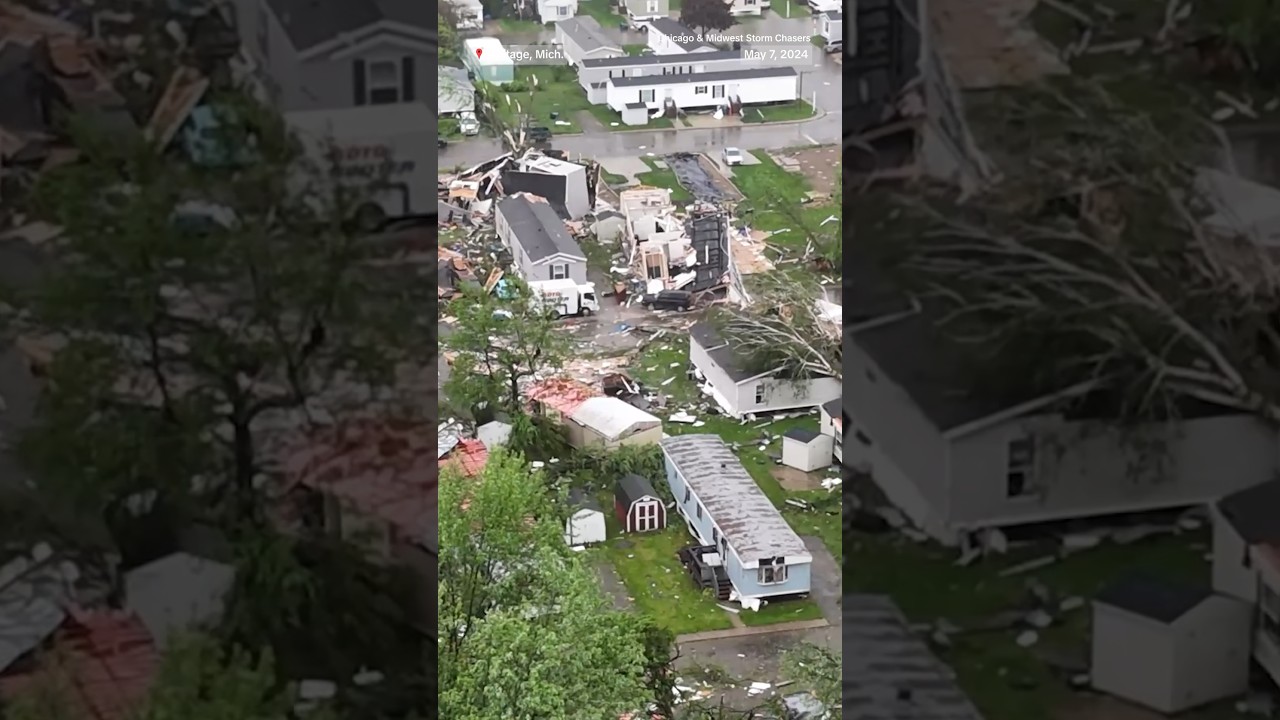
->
xmin=555 ymin=16 xmax=623 ymax=65
xmin=494 ymin=195 xmax=588 ymax=284
xmin=646 ymin=18 xmax=715 ymax=54
xmin=438 ymin=66 xmax=476 ymax=115
xmin=462 ymin=37 xmax=516 ymax=84
xmin=688 ymin=322 xmax=839 ymax=418
xmin=816 ymin=10 xmax=842 ymax=48
xmin=661 ymin=435 xmax=812 ymax=601
xmin=538 ymin=0 xmax=578 ymax=23
xmin=577 ymin=50 xmax=743 ymax=104
xmin=1211 ymin=479 xmax=1280 ymax=690
xmin=621 ymin=0 xmax=668 ymax=26
xmin=727 ymin=0 xmax=764 ymax=16
xmin=605 ymin=67 xmax=799 ymax=113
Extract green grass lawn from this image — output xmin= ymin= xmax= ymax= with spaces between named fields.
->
xmin=586 ymin=105 xmax=675 ymax=131
xmin=624 ymin=43 xmax=647 ymax=55
xmin=635 ymin=158 xmax=693 ymax=203
xmin=602 ymin=524 xmax=735 ymax=636
xmin=729 ymin=151 xmax=840 ymax=247
xmin=850 ymin=529 xmax=1211 ymax=720
xmin=498 ymin=17 xmax=541 ymax=31
xmin=578 ymin=0 xmax=625 ymax=25
xmin=739 ymin=597 xmax=825 ymax=626
xmin=769 ymin=0 xmax=805 ymax=17
xmin=741 ymin=100 xmax=816 ymax=124
xmin=487 ymin=67 xmax=590 ymax=134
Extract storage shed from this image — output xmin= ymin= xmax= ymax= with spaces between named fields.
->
xmin=780 ymin=428 xmax=834 ymax=472
xmin=1091 ymin=574 xmax=1252 ymax=714
xmin=621 ymin=102 xmax=649 ymax=126
xmin=615 ymin=474 xmax=665 ymax=533
xmin=564 ymin=489 xmax=607 ymax=546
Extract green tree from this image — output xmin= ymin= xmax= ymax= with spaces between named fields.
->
xmin=6 ymin=94 xmax=434 ymax=534
xmin=438 ymin=450 xmax=650 ymax=719
xmin=442 ymin=278 xmax=570 ymax=413
xmin=679 ymin=0 xmax=734 ymax=40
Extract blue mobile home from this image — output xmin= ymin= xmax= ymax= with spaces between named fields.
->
xmin=660 ymin=435 xmax=812 ymax=600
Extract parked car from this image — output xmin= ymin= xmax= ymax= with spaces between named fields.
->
xmin=459 ymin=112 xmax=480 ymax=136
xmin=524 ymin=126 xmax=552 ymax=143
xmin=438 ymin=136 xmax=448 ymax=149
xmin=722 ymin=147 xmax=744 ymax=166
xmin=640 ymin=290 xmax=693 ymax=311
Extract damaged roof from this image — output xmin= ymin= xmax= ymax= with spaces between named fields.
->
xmin=660 ymin=435 xmax=809 ymax=564
xmin=689 ymin=322 xmax=763 ymax=384
xmin=846 ymin=594 xmax=985 ymax=720
xmin=495 ymin=194 xmax=585 ymax=263
xmin=265 ymin=0 xmax=431 ymax=53
xmin=282 ymin=418 xmax=438 ymax=546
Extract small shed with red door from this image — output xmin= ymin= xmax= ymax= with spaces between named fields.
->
xmin=615 ymin=473 xmax=666 ymax=533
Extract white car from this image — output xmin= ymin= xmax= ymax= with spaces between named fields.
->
xmin=723 ymin=147 xmax=744 ymax=166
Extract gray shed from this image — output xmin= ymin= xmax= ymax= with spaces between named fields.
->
xmin=781 ymin=427 xmax=834 ymax=472
xmin=124 ymin=552 xmax=236 ymax=648
xmin=1091 ymin=575 xmax=1252 ymax=714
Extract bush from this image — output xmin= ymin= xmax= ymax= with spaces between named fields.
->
xmin=505 ymin=80 xmax=529 ymax=92
xmin=439 ymin=117 xmax=461 ymax=136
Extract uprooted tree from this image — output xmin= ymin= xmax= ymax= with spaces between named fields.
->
xmin=857 ymin=76 xmax=1280 ymax=426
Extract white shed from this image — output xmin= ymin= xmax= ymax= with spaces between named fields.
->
xmin=564 ymin=490 xmax=607 ymax=546
xmin=780 ymin=428 xmax=833 ymax=472
xmin=1091 ymin=575 xmax=1252 ymax=715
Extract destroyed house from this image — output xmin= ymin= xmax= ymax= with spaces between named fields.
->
xmin=848 ymin=0 xmax=985 ymax=191
xmin=234 ymin=0 xmax=433 ymax=111
xmin=494 ymin=195 xmax=588 ymax=283
xmin=847 ymin=270 xmax=1280 ymax=546
xmin=685 ymin=211 xmax=728 ymax=292
xmin=501 ymin=153 xmax=595 ymax=220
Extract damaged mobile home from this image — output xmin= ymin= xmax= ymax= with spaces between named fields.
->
xmin=618 ymin=187 xmax=730 ymax=294
xmin=439 ymin=149 xmax=601 ymax=223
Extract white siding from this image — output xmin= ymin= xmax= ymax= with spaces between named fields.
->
xmin=948 ymin=414 xmax=1280 ymax=533
xmin=1091 ymin=605 xmax=1177 ymax=712
xmin=1171 ymin=597 xmax=1252 ymax=712
xmin=577 ymin=56 xmax=744 ymax=95
xmin=605 ymin=73 xmax=799 ymax=112
xmin=728 ymin=0 xmax=763 ymax=15
xmin=732 ymin=376 xmax=839 ymax=416
xmin=781 ymin=435 xmax=833 ymax=472
xmin=538 ymin=0 xmax=578 ymax=24
xmin=845 ymin=342 xmax=953 ymax=542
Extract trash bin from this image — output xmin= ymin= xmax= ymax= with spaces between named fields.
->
xmin=549 ymin=111 xmax=559 ymax=120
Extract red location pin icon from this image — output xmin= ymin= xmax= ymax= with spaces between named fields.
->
xmin=476 ymin=47 xmax=484 ymax=58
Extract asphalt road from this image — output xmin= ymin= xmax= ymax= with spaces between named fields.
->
xmin=443 ymin=11 xmax=843 ymax=167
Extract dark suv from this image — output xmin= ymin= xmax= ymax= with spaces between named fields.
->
xmin=640 ymin=290 xmax=693 ymax=311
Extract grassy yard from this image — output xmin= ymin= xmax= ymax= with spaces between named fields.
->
xmin=740 ymin=100 xmax=816 ymax=124
xmin=730 ymin=151 xmax=840 ymax=246
xmin=578 ymin=0 xmax=625 ymax=25
xmin=498 ymin=17 xmax=542 ymax=31
xmin=850 ymin=529 xmax=1213 ymax=720
xmin=624 ymin=43 xmax=647 ymax=55
xmin=635 ymin=158 xmax=693 ymax=203
xmin=626 ymin=338 xmax=843 ymax=564
xmin=487 ymin=67 xmax=590 ymax=134
xmin=739 ymin=597 xmax=825 ymax=626
xmin=768 ymin=0 xmax=805 ymax=18
xmin=601 ymin=524 xmax=735 ymax=636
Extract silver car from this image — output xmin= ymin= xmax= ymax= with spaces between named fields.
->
xmin=723 ymin=147 xmax=744 ymax=166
